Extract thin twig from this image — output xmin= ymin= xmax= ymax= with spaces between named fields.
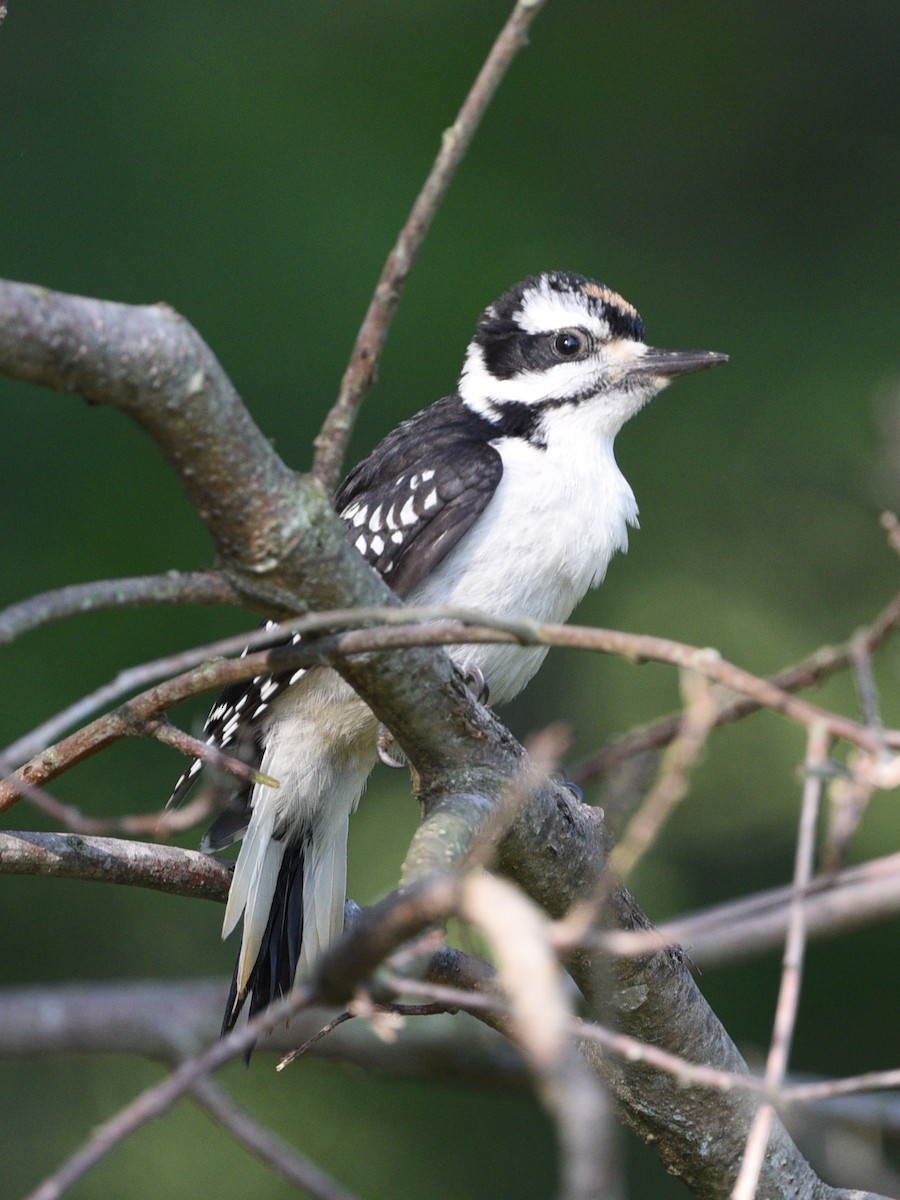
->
xmin=312 ymin=0 xmax=550 ymax=491
xmin=609 ymin=666 xmax=717 ymax=880
xmin=571 ymin=587 xmax=900 ymax=786
xmin=0 ymin=570 xmax=239 ymax=646
xmin=732 ymin=724 xmax=830 ymax=1200
xmin=22 ymin=981 xmax=317 ymax=1200
xmin=277 ymin=1011 xmax=356 ymax=1071
xmin=6 ymin=772 xmax=220 ymax=840
xmin=8 ymin=774 xmax=219 ymax=840
xmin=785 ymin=1068 xmax=900 ymax=1104
xmin=591 ymin=849 xmax=900 ymax=967
xmin=4 ymin=604 xmax=898 ymax=813
xmin=188 ymin=1076 xmax=361 ymax=1200
xmin=138 ymin=717 xmax=278 ymax=792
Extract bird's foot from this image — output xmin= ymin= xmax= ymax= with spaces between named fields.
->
xmin=376 ymin=724 xmax=407 ymax=769
xmin=463 ymin=665 xmax=490 ymax=705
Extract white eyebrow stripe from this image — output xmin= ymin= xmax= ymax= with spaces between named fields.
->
xmin=515 ymin=283 xmax=611 ymax=338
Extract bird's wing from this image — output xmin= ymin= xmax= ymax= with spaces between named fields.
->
xmin=334 ymin=403 xmax=503 ymax=597
xmin=167 ymin=396 xmax=503 ymax=830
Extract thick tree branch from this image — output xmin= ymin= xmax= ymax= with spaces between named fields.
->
xmin=2 ymin=262 xmax=888 ymax=1200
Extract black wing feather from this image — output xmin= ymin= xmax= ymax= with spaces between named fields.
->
xmin=335 ymin=394 xmax=503 ymax=597
xmin=170 ymin=394 xmax=503 ymax=821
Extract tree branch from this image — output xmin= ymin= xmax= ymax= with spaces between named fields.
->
xmin=187 ymin=1076 xmax=363 ymax=1200
xmin=0 ymin=831 xmax=229 ymax=902
xmin=312 ymin=0 xmax=550 ymax=491
xmin=572 ymin=587 xmax=900 ymax=785
xmin=0 ymin=570 xmax=239 ymax=645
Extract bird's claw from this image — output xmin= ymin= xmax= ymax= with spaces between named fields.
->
xmin=464 ymin=665 xmax=490 ymax=705
xmin=377 ymin=724 xmax=406 ymax=769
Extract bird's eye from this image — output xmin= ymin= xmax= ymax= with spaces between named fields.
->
xmin=553 ymin=330 xmax=585 ymax=358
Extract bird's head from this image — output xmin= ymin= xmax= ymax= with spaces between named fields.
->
xmin=458 ymin=271 xmax=727 ymax=441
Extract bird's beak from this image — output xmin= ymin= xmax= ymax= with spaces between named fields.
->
xmin=628 ymin=348 xmax=729 ymax=378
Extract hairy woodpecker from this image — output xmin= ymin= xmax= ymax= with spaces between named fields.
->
xmin=168 ymin=271 xmax=727 ymax=1031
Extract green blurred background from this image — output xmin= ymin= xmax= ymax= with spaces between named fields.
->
xmin=1 ymin=2 xmax=899 ymax=1196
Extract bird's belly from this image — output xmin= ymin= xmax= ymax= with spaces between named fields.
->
xmin=408 ymin=464 xmax=632 ymax=702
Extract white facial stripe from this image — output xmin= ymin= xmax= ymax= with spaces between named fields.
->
xmin=458 ymin=339 xmax=648 ymax=412
xmin=516 ymin=283 xmax=610 ymax=341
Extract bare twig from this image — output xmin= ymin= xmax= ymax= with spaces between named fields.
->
xmin=609 ymin=666 xmax=718 ymax=880
xmin=5 ymin=605 xmax=897 ymax=813
xmin=20 ymin=777 xmax=218 ymax=835
xmin=138 ymin=716 xmax=278 ymax=791
xmin=312 ymin=0 xmax=550 ymax=491
xmin=458 ymin=872 xmax=618 ymax=1200
xmin=786 ymin=1069 xmax=900 ymax=1105
xmin=594 ymin=849 xmax=900 ymax=967
xmin=732 ymin=724 xmax=830 ymax=1200
xmin=188 ymin=1076 xmax=362 ymax=1200
xmin=6 ymin=774 xmax=219 ymax=839
xmin=22 ymin=871 xmax=604 ymax=1200
xmin=571 ymin=587 xmax=900 ymax=786
xmin=22 ymin=980 xmax=318 ymax=1200
xmin=277 ymin=1011 xmax=356 ymax=1071
xmin=0 ymin=570 xmax=238 ymax=646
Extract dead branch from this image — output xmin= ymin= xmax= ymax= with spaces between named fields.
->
xmin=187 ymin=1076 xmax=363 ymax=1200
xmin=733 ymin=725 xmax=829 ymax=1200
xmin=571 ymin=586 xmax=900 ymax=785
xmin=0 ymin=569 xmax=239 ymax=645
xmin=312 ymin=0 xmax=550 ymax=491
xmin=595 ymin=849 xmax=900 ymax=967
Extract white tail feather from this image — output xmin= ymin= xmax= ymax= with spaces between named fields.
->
xmin=220 ymin=672 xmax=379 ymax=1016
xmin=222 ymin=801 xmax=277 ymax=939
xmin=298 ymin=815 xmax=350 ymax=980
xmin=224 ymin=803 xmax=287 ymax=1001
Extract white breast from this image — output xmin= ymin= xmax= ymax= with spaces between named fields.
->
xmin=409 ymin=405 xmax=638 ymax=703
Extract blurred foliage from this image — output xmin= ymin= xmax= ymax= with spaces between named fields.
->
xmin=1 ymin=1 xmax=898 ymax=1196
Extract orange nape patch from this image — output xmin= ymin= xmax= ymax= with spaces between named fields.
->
xmin=580 ymin=282 xmax=639 ymax=320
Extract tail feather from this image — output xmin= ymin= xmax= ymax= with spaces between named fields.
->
xmin=222 ymin=813 xmax=352 ymax=1031
xmin=222 ymin=838 xmax=307 ymax=1035
xmin=222 ymin=803 xmax=277 ymax=940
xmin=302 ymin=819 xmax=349 ymax=976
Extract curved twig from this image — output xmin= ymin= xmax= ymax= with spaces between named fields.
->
xmin=312 ymin=0 xmax=550 ymax=491
xmin=0 ymin=570 xmax=239 ymax=646
xmin=4 ymin=605 xmax=897 ymax=812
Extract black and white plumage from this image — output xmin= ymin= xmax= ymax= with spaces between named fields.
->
xmin=168 ymin=271 xmax=727 ymax=1031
